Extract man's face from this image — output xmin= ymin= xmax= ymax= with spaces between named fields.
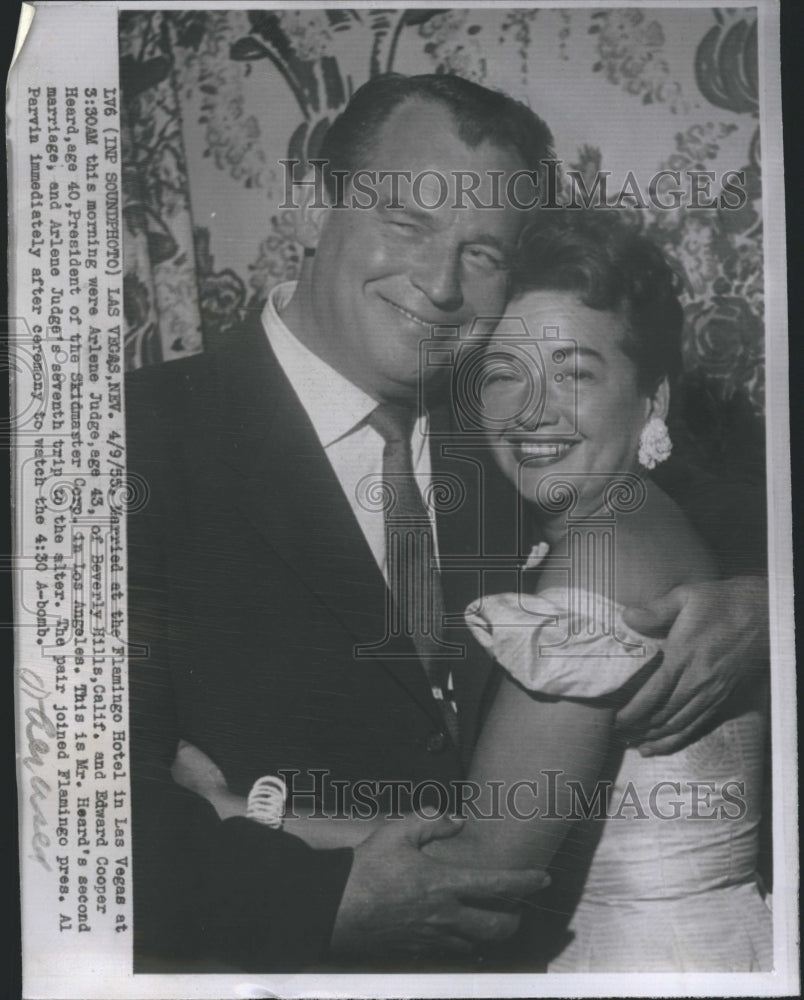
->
xmin=306 ymin=101 xmax=527 ymax=401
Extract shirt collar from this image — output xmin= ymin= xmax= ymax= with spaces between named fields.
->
xmin=261 ymin=281 xmax=378 ymax=449
xmin=261 ymin=282 xmax=430 ymax=459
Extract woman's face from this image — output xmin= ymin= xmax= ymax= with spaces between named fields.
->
xmin=482 ymin=289 xmax=655 ymax=513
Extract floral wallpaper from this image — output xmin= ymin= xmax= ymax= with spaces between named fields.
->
xmin=119 ymin=7 xmax=764 ymax=461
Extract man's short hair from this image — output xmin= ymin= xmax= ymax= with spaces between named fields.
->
xmin=316 ymin=72 xmax=555 ymax=201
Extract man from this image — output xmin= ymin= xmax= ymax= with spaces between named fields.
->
xmin=127 ymin=73 xmax=768 ymax=973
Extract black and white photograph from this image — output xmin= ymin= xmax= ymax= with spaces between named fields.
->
xmin=8 ymin=2 xmax=798 ymax=997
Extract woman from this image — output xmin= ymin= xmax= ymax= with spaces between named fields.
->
xmin=443 ymin=211 xmax=772 ymax=971
xmin=173 ymin=212 xmax=771 ymax=971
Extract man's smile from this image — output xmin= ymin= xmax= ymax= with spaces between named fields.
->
xmin=379 ymin=294 xmax=445 ymax=330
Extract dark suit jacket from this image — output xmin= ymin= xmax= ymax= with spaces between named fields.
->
xmin=127 ymin=310 xmax=767 ymax=973
xmin=126 ymin=311 xmax=520 ymax=972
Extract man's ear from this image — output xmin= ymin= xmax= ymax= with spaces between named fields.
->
xmin=647 ymin=376 xmax=670 ymax=422
xmin=293 ymin=170 xmax=330 ymax=250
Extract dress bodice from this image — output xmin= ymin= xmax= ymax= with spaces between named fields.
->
xmin=465 ymin=587 xmax=771 ymax=971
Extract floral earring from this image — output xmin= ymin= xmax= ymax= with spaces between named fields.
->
xmin=638 ymin=416 xmax=672 ymax=470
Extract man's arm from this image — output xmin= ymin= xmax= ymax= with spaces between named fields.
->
xmin=617 ymin=456 xmax=769 ymax=754
xmin=127 ymin=365 xmax=354 ymax=970
xmin=129 ymin=583 xmax=354 ymax=972
xmin=130 ymin=529 xmax=549 ymax=970
xmin=618 ymin=576 xmax=769 ymax=754
xmin=131 ymin=749 xmax=355 ymax=970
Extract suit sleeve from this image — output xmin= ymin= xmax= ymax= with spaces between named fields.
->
xmin=126 ymin=365 xmax=354 ymax=973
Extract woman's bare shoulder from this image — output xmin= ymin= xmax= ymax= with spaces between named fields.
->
xmin=532 ymin=479 xmax=719 ymax=606
xmin=613 ymin=480 xmax=719 ymax=606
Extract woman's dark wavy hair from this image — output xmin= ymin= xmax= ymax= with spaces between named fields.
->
xmin=511 ymin=211 xmax=684 ymax=395
xmin=317 ymin=72 xmax=555 ymax=201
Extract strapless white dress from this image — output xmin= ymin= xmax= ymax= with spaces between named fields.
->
xmin=465 ymin=587 xmax=772 ymax=973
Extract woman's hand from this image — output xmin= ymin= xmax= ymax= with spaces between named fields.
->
xmin=618 ymin=576 xmax=769 ymax=755
xmin=170 ymin=740 xmax=248 ymax=819
xmin=170 ymin=740 xmax=385 ymax=848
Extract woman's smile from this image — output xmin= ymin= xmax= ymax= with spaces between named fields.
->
xmin=505 ymin=437 xmax=581 ymax=465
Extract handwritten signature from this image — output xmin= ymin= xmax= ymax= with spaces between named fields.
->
xmin=19 ymin=667 xmax=56 ymax=872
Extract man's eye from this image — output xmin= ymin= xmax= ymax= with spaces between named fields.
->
xmin=463 ymin=246 xmax=506 ymax=270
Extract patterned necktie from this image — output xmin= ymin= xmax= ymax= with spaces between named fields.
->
xmin=368 ymin=401 xmax=459 ymax=745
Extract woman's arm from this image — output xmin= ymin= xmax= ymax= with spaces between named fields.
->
xmin=424 ymin=677 xmax=614 ymax=869
xmin=425 ymin=484 xmax=705 ymax=872
xmin=171 ymin=700 xmax=613 ymax=867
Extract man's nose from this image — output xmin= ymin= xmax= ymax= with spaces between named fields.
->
xmin=410 ymin=248 xmax=464 ymax=313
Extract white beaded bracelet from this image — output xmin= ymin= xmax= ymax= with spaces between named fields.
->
xmin=246 ymin=775 xmax=287 ymax=829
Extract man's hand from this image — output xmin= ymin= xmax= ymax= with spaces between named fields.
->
xmin=618 ymin=576 xmax=769 ymax=756
xmin=329 ymin=811 xmax=549 ymax=960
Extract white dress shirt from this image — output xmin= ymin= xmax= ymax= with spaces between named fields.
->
xmin=261 ymin=281 xmax=439 ymax=583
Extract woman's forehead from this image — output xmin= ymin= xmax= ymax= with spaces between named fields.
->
xmin=500 ymin=289 xmax=628 ymax=350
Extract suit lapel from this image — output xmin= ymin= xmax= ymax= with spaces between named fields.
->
xmin=209 ymin=314 xmax=443 ymax=722
xmin=429 ymin=405 xmax=496 ymax=748
xmin=428 ymin=402 xmax=528 ymax=758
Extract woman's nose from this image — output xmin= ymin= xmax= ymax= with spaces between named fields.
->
xmin=538 ymin=398 xmax=562 ymax=426
xmin=516 ymin=389 xmax=562 ymax=431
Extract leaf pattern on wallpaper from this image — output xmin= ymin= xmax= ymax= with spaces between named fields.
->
xmin=695 ymin=14 xmax=758 ymax=116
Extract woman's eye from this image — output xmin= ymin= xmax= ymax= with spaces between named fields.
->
xmin=483 ymin=367 xmax=529 ymax=387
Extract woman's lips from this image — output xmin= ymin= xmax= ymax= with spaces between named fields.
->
xmin=506 ymin=438 xmax=580 ymax=462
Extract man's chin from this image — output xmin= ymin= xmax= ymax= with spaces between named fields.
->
xmin=419 ymin=368 xmax=451 ymax=407
xmin=373 ymin=376 xmax=420 ymax=405
xmin=370 ymin=365 xmax=441 ymax=404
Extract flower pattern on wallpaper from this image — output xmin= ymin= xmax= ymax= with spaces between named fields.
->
xmin=247 ymin=212 xmax=302 ymax=305
xmin=191 ymin=12 xmax=274 ymax=191
xmin=589 ymin=9 xmax=689 ymax=113
xmin=418 ymin=10 xmax=488 ymax=83
xmin=194 ymin=227 xmax=247 ymax=352
xmin=649 ymin=8 xmax=762 ymax=413
xmin=120 ymin=11 xmax=204 ymax=366
xmin=121 ymin=7 xmax=765 ymax=475
xmin=498 ymin=10 xmax=541 ymax=81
